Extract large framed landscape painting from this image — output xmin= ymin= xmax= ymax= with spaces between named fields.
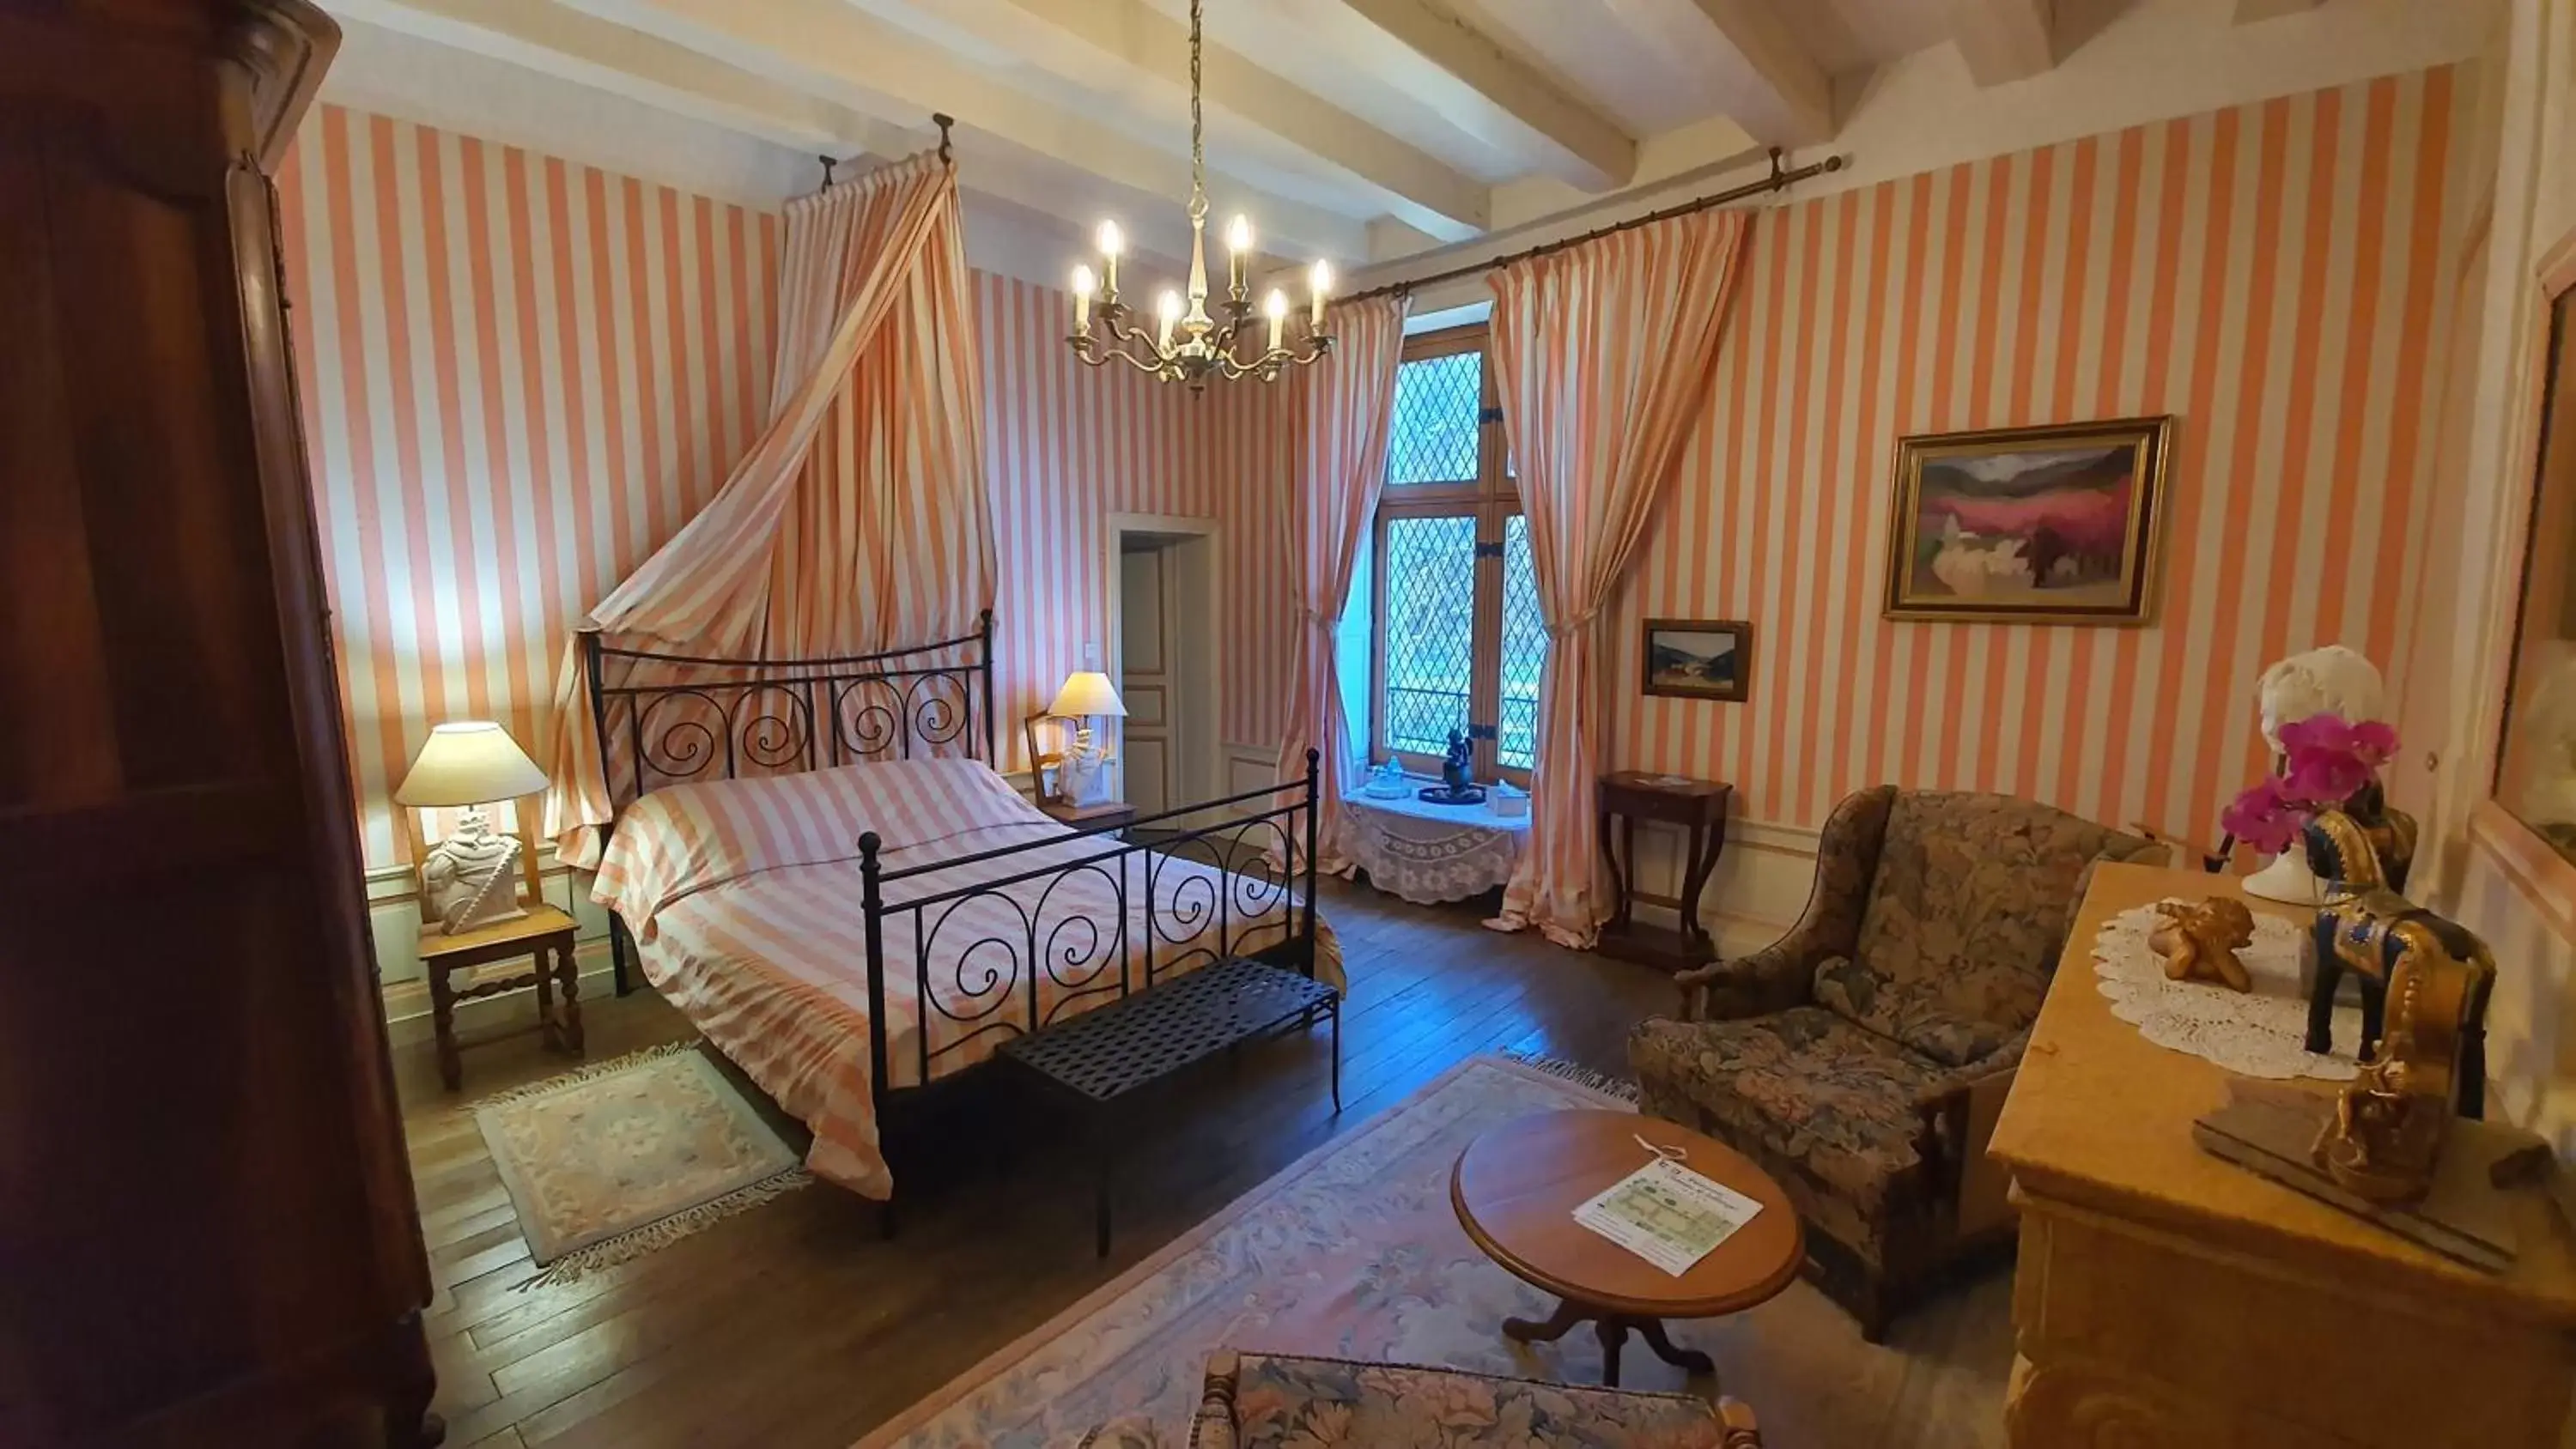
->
xmin=1883 ymin=415 xmax=2174 ymax=624
xmin=1642 ymin=619 xmax=1752 ymax=701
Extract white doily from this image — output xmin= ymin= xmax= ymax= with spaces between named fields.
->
xmin=2092 ymin=900 xmax=2360 ymax=1081
xmin=1340 ymin=790 xmax=1528 ymax=905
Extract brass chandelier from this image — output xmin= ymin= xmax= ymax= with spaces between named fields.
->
xmin=1067 ymin=0 xmax=1334 ymax=387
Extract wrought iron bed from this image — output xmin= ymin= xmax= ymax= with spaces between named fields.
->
xmin=580 ymin=612 xmax=1325 ymax=1150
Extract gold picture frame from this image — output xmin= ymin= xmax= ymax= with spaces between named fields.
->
xmin=1882 ymin=415 xmax=2174 ymax=625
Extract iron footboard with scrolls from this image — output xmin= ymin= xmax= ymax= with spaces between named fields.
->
xmin=853 ymin=749 xmax=1323 ymax=1122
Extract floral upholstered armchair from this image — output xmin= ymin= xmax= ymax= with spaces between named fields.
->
xmin=1627 ymin=787 xmax=2164 ymax=1339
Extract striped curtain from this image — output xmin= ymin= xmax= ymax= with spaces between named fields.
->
xmin=1274 ymin=295 xmax=1410 ymax=870
xmin=544 ymin=153 xmax=993 ymax=866
xmin=1488 ymin=210 xmax=1750 ymax=948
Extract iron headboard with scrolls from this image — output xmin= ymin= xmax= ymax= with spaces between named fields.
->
xmin=580 ymin=609 xmax=997 ymax=815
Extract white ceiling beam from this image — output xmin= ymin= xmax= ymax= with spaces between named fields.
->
xmin=982 ymin=0 xmax=1487 ymax=242
xmin=1941 ymin=0 xmax=2057 ymax=87
xmin=1329 ymin=0 xmax=1635 ymax=191
xmin=331 ymin=0 xmax=910 ymax=158
xmin=2235 ymin=0 xmax=2324 ymax=20
xmin=554 ymin=0 xmax=1372 ymax=260
xmin=1668 ymin=0 xmax=1836 ymax=147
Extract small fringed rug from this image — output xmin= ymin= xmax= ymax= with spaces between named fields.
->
xmin=474 ymin=1040 xmax=809 ymax=1286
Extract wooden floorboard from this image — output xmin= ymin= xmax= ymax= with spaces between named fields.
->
xmin=394 ymin=878 xmax=1676 ymax=1447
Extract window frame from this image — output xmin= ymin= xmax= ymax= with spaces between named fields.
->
xmin=1367 ymin=323 xmax=1531 ymax=786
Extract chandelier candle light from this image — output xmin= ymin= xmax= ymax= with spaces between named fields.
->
xmin=1066 ymin=0 xmax=1334 ymax=387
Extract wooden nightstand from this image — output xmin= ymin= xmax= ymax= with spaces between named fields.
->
xmin=416 ymin=903 xmax=583 ymax=1091
xmin=1596 ymin=771 xmax=1734 ymax=972
xmin=1038 ymin=798 xmax=1137 ymax=836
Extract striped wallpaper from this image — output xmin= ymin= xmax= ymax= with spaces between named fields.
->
xmin=1607 ymin=66 xmax=2464 ymax=843
xmin=1219 ymin=68 xmax=2467 ymax=846
xmin=277 ymin=105 xmax=780 ymax=870
xmin=970 ymin=272 xmax=1250 ymax=767
xmin=279 ymin=106 xmax=1260 ymax=864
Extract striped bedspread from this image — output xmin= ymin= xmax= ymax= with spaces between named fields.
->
xmin=595 ymin=760 xmax=1341 ymax=1197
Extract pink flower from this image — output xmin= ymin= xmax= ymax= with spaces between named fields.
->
xmin=2275 ymin=712 xmax=2400 ymax=805
xmin=2221 ymin=776 xmax=2307 ymax=855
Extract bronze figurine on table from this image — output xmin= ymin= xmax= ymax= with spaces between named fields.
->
xmin=2299 ymin=809 xmax=2497 ymax=1204
xmin=2150 ymin=897 xmax=2257 ymax=991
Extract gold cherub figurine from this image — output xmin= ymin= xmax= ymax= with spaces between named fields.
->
xmin=2149 ymin=898 xmax=2257 ymax=992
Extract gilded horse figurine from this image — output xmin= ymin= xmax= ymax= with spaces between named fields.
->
xmin=2300 ymin=809 xmax=2494 ymax=1122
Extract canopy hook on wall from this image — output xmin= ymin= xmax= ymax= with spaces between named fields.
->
xmin=932 ymin=112 xmax=955 ymax=168
xmin=817 ymin=154 xmax=839 ymax=191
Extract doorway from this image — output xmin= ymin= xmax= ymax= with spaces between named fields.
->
xmin=1108 ymin=517 xmax=1220 ymax=816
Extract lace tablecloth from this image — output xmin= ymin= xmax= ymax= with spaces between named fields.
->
xmin=2092 ymin=900 xmax=2360 ymax=1081
xmin=1340 ymin=790 xmax=1528 ymax=905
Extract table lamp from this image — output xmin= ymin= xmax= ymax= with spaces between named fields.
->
xmin=1047 ymin=670 xmax=1128 ymax=807
xmin=396 ymin=720 xmax=550 ymax=934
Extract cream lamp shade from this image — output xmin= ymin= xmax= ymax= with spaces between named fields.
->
xmin=1046 ymin=670 xmax=1128 ymax=718
xmin=394 ymin=721 xmax=550 ymax=808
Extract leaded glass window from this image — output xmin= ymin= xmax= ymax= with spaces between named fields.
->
xmin=1370 ymin=324 xmax=1545 ymax=783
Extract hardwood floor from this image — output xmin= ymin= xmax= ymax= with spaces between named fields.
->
xmin=398 ymin=877 xmax=1679 ymax=1448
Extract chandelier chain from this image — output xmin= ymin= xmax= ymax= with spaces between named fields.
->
xmin=1188 ymin=0 xmax=1206 ymax=221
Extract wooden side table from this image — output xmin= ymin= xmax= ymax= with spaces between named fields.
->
xmin=1596 ymin=771 xmax=1733 ymax=970
xmin=1039 ymin=798 xmax=1137 ymax=836
xmin=416 ymin=903 xmax=583 ymax=1092
xmin=1452 ymin=1109 xmax=1801 ymax=1386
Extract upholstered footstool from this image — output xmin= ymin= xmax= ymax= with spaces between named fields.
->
xmin=1187 ymin=1350 xmax=1761 ymax=1447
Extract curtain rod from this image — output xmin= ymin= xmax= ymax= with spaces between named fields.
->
xmin=816 ymin=112 xmax=957 ymax=192
xmin=1339 ymin=147 xmax=1846 ymax=305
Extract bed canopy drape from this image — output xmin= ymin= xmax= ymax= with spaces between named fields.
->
xmin=544 ymin=149 xmax=994 ymax=868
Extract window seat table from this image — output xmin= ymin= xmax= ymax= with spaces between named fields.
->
xmin=1339 ymin=787 xmax=1529 ymax=905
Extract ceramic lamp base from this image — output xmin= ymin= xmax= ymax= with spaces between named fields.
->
xmin=2242 ymin=848 xmax=2324 ymax=906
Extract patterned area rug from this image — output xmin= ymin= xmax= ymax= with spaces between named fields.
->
xmin=475 ymin=1040 xmax=809 ymax=1285
xmin=859 ymin=1054 xmax=2009 ymax=1449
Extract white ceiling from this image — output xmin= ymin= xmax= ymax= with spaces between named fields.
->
xmin=314 ymin=0 xmax=2482 ymax=285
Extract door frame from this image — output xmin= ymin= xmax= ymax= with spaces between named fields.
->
xmin=1103 ymin=513 xmax=1224 ymax=816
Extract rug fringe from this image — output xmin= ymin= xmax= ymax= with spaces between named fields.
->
xmin=520 ymin=1167 xmax=813 ymax=1290
xmin=1502 ymin=1049 xmax=1639 ymax=1101
xmin=468 ymin=1038 xmax=707 ymax=1109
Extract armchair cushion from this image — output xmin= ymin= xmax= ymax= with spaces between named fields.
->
xmin=1832 ymin=791 xmax=2154 ymax=1058
xmin=1629 ymin=1008 xmax=1945 ymax=1259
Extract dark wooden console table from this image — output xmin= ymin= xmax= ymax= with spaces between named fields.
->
xmin=1596 ymin=772 xmax=1733 ymax=971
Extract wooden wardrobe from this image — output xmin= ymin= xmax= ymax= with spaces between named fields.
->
xmin=0 ymin=2 xmax=439 ymax=1445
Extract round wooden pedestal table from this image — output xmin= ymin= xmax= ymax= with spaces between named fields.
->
xmin=1450 ymin=1109 xmax=1803 ymax=1388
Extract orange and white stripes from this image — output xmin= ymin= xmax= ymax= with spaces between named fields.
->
xmin=276 ymin=105 xmax=778 ymax=869
xmin=974 ymin=272 xmax=1242 ymax=765
xmin=1488 ymin=210 xmax=1752 ymax=945
xmin=1595 ymin=66 xmax=2464 ymax=846
xmin=1274 ymin=295 xmax=1412 ymax=867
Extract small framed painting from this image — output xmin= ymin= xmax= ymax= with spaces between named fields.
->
xmin=1883 ymin=415 xmax=2174 ymax=624
xmin=1641 ymin=619 xmax=1752 ymax=701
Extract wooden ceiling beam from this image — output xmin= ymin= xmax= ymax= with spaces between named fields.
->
xmin=1673 ymin=0 xmax=1837 ymax=146
xmin=1329 ymin=0 xmax=1636 ymax=191
xmin=987 ymin=0 xmax=1486 ymax=241
xmin=1941 ymin=0 xmax=2057 ymax=87
xmin=554 ymin=0 xmax=1371 ymax=258
xmin=331 ymin=0 xmax=912 ymax=158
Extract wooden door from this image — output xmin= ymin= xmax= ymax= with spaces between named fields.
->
xmin=1118 ymin=547 xmax=1179 ymax=815
xmin=0 ymin=3 xmax=436 ymax=1444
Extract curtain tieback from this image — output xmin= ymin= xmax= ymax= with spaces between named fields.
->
xmin=1300 ymin=607 xmax=1340 ymax=627
xmin=1543 ymin=606 xmax=1602 ymax=640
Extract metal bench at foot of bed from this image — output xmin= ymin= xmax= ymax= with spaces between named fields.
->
xmin=995 ymin=956 xmax=1342 ymax=1258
